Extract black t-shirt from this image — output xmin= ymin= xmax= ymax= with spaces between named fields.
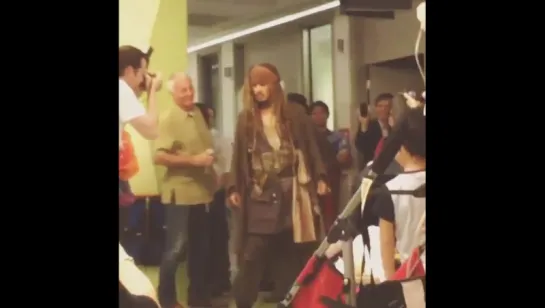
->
xmin=349 ymin=173 xmax=398 ymax=250
xmin=372 ymin=185 xmax=396 ymax=223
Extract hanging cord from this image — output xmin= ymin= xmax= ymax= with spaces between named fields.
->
xmin=400 ymin=29 xmax=426 ymax=110
xmin=414 ymin=29 xmax=425 ymax=85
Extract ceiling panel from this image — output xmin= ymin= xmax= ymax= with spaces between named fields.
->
xmin=188 ymin=13 xmax=231 ymax=26
xmin=188 ymin=0 xmax=319 ymax=20
xmin=187 ymin=0 xmax=329 ymax=45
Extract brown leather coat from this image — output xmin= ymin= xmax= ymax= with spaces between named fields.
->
xmin=226 ymin=103 xmax=327 ymax=254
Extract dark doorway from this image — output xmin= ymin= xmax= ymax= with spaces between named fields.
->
xmin=373 ymin=54 xmax=425 ymax=70
xmin=199 ymin=53 xmax=220 ymax=126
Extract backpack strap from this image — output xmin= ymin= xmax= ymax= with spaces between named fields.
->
xmin=371 ymin=183 xmax=426 ymax=198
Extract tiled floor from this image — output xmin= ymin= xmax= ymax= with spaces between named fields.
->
xmin=138 ymin=264 xmax=275 ymax=308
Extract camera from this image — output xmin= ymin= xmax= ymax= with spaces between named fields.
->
xmin=359 ymin=102 xmax=368 ymax=117
xmin=137 ymin=47 xmax=161 ymax=91
xmin=138 ymin=72 xmax=161 ymax=92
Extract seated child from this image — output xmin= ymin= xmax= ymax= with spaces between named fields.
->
xmin=373 ymin=107 xmax=426 ymax=280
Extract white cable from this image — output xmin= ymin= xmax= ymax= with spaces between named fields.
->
xmin=416 ymin=2 xmax=425 ymax=31
xmin=414 ymin=29 xmax=425 ymax=85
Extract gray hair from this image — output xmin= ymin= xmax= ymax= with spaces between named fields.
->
xmin=167 ymin=72 xmax=192 ymax=93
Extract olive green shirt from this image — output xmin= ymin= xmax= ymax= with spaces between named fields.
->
xmin=155 ymin=106 xmax=216 ymax=205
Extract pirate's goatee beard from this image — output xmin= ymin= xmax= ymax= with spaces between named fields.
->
xmin=255 ymin=99 xmax=272 ymax=109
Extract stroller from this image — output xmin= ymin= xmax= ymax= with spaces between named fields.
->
xmin=283 ymin=185 xmax=426 ymax=308
xmin=279 ymin=111 xmax=426 ymax=308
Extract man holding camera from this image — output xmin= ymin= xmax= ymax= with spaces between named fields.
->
xmin=119 ymin=44 xmax=162 ymax=243
xmin=119 ymin=45 xmax=163 ymax=308
xmin=119 ymin=45 xmax=162 ymax=142
xmin=154 ymin=73 xmax=226 ymax=308
xmin=355 ymin=93 xmax=394 ymax=167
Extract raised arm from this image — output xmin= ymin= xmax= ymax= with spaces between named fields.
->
xmin=355 ymin=120 xmax=381 ymax=165
xmin=120 ymin=80 xmax=160 ymax=140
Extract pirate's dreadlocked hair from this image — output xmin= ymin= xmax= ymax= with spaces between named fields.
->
xmin=242 ymin=63 xmax=292 ymax=153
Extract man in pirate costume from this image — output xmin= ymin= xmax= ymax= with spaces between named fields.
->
xmin=227 ymin=63 xmax=329 ymax=308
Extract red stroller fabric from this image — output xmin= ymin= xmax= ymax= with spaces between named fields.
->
xmin=391 ymin=247 xmax=425 ymax=280
xmin=291 ymin=256 xmax=346 ymax=308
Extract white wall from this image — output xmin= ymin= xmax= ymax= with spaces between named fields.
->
xmin=188 ymin=26 xmax=216 ymax=46
xmin=310 ymin=24 xmax=335 ymax=129
xmin=243 ymin=29 xmax=304 ymax=94
xmin=368 ymin=66 xmax=423 ymax=99
xmin=187 ymin=52 xmax=200 ymax=102
xmin=359 ymin=0 xmax=426 ymax=64
xmin=368 ymin=66 xmax=423 ymax=118
xmin=219 ymin=42 xmax=237 ymax=138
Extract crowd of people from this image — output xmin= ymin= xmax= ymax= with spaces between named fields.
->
xmin=118 ymin=45 xmax=426 ymax=308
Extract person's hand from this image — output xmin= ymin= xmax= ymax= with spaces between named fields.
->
xmin=388 ymin=114 xmax=395 ymax=127
xmin=150 ymin=72 xmax=162 ymax=92
xmin=336 ymin=149 xmax=350 ymax=163
xmin=192 ymin=150 xmax=214 ymax=167
xmin=317 ymin=180 xmax=330 ymax=196
xmin=229 ymin=192 xmax=241 ymax=207
xmin=358 ymin=114 xmax=369 ymax=132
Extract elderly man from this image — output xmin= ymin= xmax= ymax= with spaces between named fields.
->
xmin=154 ymin=73 xmax=226 ymax=308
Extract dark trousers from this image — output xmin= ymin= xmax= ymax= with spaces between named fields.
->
xmin=158 ymin=204 xmax=211 ymax=308
xmin=267 ymin=242 xmax=316 ymax=299
xmin=233 ymin=231 xmax=316 ymax=307
xmin=209 ymin=189 xmax=230 ymax=293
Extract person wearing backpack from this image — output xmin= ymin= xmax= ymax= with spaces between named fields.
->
xmin=373 ymin=107 xmax=426 ymax=279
